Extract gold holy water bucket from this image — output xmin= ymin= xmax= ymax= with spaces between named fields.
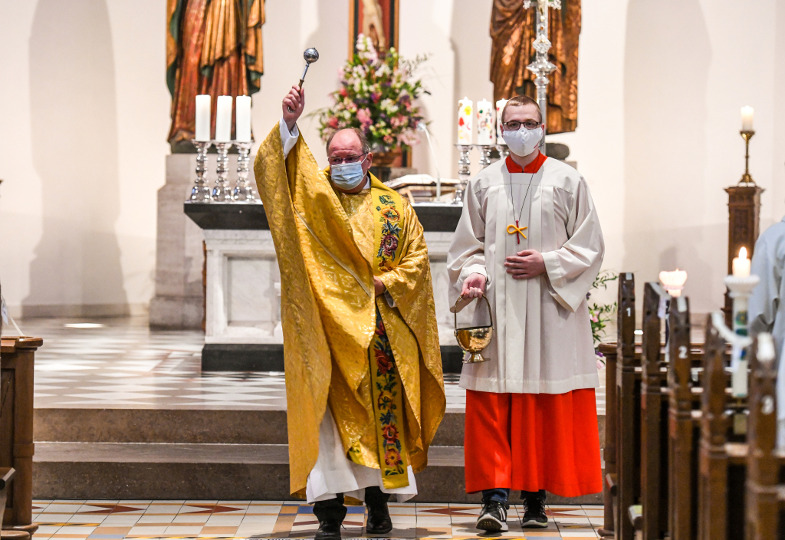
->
xmin=452 ymin=294 xmax=494 ymax=364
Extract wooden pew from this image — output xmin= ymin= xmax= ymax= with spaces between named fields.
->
xmin=639 ymin=282 xmax=671 ymax=540
xmin=697 ymin=313 xmax=750 ymax=540
xmin=666 ymin=294 xmax=702 ymax=540
xmin=745 ymin=332 xmax=784 ymax=540
xmin=599 ymin=272 xmax=636 ymax=539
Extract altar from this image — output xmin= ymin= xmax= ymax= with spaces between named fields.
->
xmin=184 ymin=202 xmax=465 ymax=371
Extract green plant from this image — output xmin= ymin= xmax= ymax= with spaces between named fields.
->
xmin=315 ymin=34 xmax=428 ymax=153
xmin=588 ymin=270 xmax=618 ymax=363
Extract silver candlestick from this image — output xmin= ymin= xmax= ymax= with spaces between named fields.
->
xmin=496 ymin=143 xmax=510 ymax=160
xmin=189 ymin=140 xmax=212 ymax=202
xmin=453 ymin=144 xmax=472 ymax=205
xmin=525 ymin=0 xmax=560 ymax=154
xmin=212 ymin=141 xmax=233 ymax=202
xmin=476 ymin=144 xmax=493 ymax=169
xmin=233 ymin=142 xmax=258 ymax=202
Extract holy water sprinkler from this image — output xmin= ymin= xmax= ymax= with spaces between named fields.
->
xmin=299 ymin=48 xmax=320 ymax=88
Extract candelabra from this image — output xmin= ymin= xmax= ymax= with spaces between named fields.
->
xmin=212 ymin=142 xmax=233 ymax=202
xmin=233 ymin=141 xmax=258 ymax=202
xmin=189 ymin=140 xmax=212 ymax=202
xmin=724 ymin=274 xmax=760 ymax=398
xmin=454 ymin=144 xmax=472 ymax=204
xmin=738 ymin=130 xmax=756 ymax=185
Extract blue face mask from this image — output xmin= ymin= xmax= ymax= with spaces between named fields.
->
xmin=330 ymin=157 xmax=367 ymax=190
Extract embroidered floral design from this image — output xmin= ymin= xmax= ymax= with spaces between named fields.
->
xmin=371 ymin=311 xmax=406 ymax=478
xmin=375 ymin=192 xmax=403 ymax=272
xmin=382 ymin=424 xmax=399 ymax=442
xmin=384 ymin=447 xmax=403 ymax=467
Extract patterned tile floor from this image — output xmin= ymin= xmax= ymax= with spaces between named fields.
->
xmin=17 ymin=316 xmax=604 ymax=414
xmin=8 ymin=316 xmax=607 ymax=539
xmin=31 ymin=500 xmax=604 ymax=539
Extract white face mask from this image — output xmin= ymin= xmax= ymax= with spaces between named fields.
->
xmin=502 ymin=125 xmax=543 ymax=157
xmin=330 ymin=156 xmax=367 ymax=190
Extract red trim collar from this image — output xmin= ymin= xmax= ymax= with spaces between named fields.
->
xmin=505 ymin=152 xmax=547 ymax=174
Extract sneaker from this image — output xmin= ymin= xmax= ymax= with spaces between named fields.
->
xmin=521 ymin=495 xmax=548 ymax=528
xmin=476 ymin=500 xmax=509 ymax=532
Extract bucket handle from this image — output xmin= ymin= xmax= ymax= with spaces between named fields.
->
xmin=452 ymin=294 xmax=493 ymax=331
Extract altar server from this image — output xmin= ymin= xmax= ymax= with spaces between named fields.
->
xmin=749 ymin=214 xmax=785 ymax=448
xmin=253 ymin=86 xmax=445 ymax=540
xmin=447 ymin=95 xmax=604 ymax=531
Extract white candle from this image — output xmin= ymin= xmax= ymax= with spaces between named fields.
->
xmin=215 ymin=95 xmax=233 ymax=142
xmin=732 ymin=246 xmax=751 ymax=277
xmin=496 ymin=98 xmax=509 ymax=141
xmin=741 ymin=106 xmax=754 ymax=131
xmin=476 ymin=99 xmax=495 ymax=145
xmin=457 ymin=97 xmax=473 ymax=144
xmin=195 ymin=94 xmax=211 ymax=141
xmin=236 ymin=95 xmax=252 ymax=143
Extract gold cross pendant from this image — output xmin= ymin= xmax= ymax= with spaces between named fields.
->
xmin=507 ymin=220 xmax=528 ymax=244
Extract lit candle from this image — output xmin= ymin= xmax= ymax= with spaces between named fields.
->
xmin=457 ymin=97 xmax=473 ymax=144
xmin=732 ymin=247 xmax=751 ymax=277
xmin=195 ymin=95 xmax=211 ymax=141
xmin=496 ymin=98 xmax=509 ymax=141
xmin=476 ymin=99 xmax=495 ymax=145
xmin=235 ymin=95 xmax=252 ymax=143
xmin=658 ymin=268 xmax=688 ymax=297
xmin=741 ymin=106 xmax=754 ymax=131
xmin=215 ymin=95 xmax=233 ymax=142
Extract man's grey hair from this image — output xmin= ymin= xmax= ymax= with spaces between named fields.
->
xmin=326 ymin=128 xmax=371 ymax=155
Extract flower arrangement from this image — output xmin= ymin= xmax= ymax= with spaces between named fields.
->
xmin=588 ymin=270 xmax=618 ymax=366
xmin=316 ymin=34 xmax=428 ymax=153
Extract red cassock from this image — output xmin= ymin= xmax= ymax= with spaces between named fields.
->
xmin=464 ymin=388 xmax=602 ymax=497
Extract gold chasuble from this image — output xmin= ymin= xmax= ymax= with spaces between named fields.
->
xmin=253 ymin=124 xmax=445 ymax=497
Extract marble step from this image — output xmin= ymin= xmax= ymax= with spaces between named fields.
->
xmin=33 ymin=442 xmax=601 ymax=505
xmin=34 ymin=408 xmax=466 ymax=446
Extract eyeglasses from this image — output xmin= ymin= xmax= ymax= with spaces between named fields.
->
xmin=502 ymin=120 xmax=541 ymax=131
xmin=327 ymin=153 xmax=367 ymax=165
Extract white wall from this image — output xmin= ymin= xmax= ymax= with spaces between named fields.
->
xmin=1 ymin=0 xmax=783 ymax=317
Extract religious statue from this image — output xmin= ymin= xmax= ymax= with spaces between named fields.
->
xmin=361 ymin=0 xmax=387 ymax=52
xmin=490 ymin=0 xmax=580 ymax=134
xmin=166 ymin=0 xmax=265 ymax=152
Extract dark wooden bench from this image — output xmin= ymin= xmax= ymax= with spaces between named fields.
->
xmin=697 ymin=313 xmax=751 ymax=540
xmin=745 ymin=332 xmax=785 ymax=539
xmin=599 ymin=272 xmax=636 ymax=539
xmin=666 ymin=294 xmax=702 ymax=540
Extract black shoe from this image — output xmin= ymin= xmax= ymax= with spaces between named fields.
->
xmin=315 ymin=520 xmax=342 ymax=540
xmin=521 ymin=492 xmax=548 ymax=528
xmin=365 ymin=486 xmax=393 ymax=535
xmin=313 ymin=496 xmax=347 ymax=540
xmin=476 ymin=500 xmax=509 ymax=532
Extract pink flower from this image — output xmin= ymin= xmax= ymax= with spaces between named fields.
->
xmin=357 ymin=108 xmax=372 ymax=127
xmin=327 ymin=117 xmax=339 ymax=129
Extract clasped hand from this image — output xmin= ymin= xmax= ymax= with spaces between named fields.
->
xmin=504 ymin=249 xmax=545 ymax=280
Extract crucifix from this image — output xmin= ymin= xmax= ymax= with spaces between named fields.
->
xmin=524 ymin=0 xmax=560 ymax=153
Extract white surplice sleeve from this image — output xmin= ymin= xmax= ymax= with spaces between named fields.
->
xmin=279 ymin=118 xmax=300 ymax=158
xmin=749 ymin=231 xmax=781 ymax=337
xmin=541 ymin=176 xmax=605 ymax=312
xmin=447 ymin=179 xmax=489 ymax=296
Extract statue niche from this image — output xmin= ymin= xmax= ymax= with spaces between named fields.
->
xmin=490 ymin=0 xmax=580 ymax=134
xmin=166 ymin=0 xmax=265 ymax=152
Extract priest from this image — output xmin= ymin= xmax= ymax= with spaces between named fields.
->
xmin=447 ymin=95 xmax=604 ymax=531
xmin=253 ymin=86 xmax=445 ymax=540
xmin=749 ymin=214 xmax=785 ymax=448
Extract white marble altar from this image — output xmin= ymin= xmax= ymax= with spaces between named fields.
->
xmin=203 ymin=229 xmax=457 ymax=347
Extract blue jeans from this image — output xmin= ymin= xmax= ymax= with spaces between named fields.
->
xmin=482 ymin=488 xmax=509 ymax=504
